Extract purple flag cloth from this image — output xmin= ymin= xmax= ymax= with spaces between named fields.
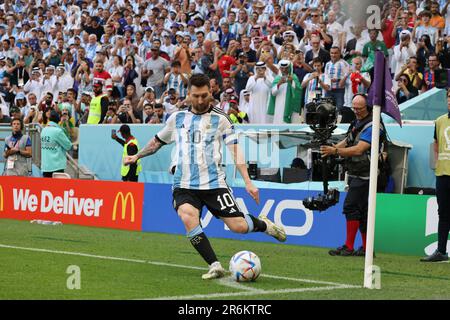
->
xmin=368 ymin=51 xmax=402 ymax=126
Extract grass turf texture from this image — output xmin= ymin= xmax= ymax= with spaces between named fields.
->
xmin=0 ymin=219 xmax=449 ymax=300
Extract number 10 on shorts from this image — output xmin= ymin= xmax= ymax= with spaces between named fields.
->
xmin=217 ymin=193 xmax=235 ymax=210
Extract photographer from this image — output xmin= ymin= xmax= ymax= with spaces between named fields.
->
xmin=23 ymin=104 xmax=39 ymax=125
xmin=0 ymin=76 xmax=16 ymax=108
xmin=302 ymin=58 xmax=331 ymax=105
xmin=143 ymin=103 xmax=154 ymax=124
xmin=6 ymin=55 xmax=29 ymax=88
xmin=324 ymin=47 xmax=349 ymax=112
xmin=115 ymin=98 xmax=142 ymax=124
xmin=151 ymin=103 xmax=169 ymax=124
xmin=103 ymin=100 xmax=118 ymax=124
xmin=37 ymin=92 xmax=57 ymax=112
xmin=268 ymin=60 xmax=302 ymax=124
xmin=162 ymin=88 xmax=181 ymax=115
xmin=136 ymin=87 xmax=156 ymax=114
xmin=436 ymin=35 xmax=450 ymax=69
xmin=76 ymin=91 xmax=93 ymax=125
xmin=163 ymin=60 xmax=189 ymax=101
xmin=395 ymin=56 xmax=423 ymax=91
xmin=58 ymin=108 xmax=75 ymax=141
xmin=393 ymin=30 xmax=417 ymax=78
xmin=230 ymin=52 xmax=253 ymax=96
xmin=320 ymin=94 xmax=386 ymax=257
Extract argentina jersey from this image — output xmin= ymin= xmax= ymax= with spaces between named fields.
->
xmin=156 ymin=106 xmax=237 ymax=190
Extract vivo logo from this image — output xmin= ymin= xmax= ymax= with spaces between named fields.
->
xmin=201 ymin=198 xmax=314 ymax=236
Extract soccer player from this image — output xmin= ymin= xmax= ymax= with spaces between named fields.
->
xmin=124 ymin=74 xmax=286 ymax=280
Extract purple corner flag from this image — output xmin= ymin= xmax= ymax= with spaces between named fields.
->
xmin=368 ymin=51 xmax=402 ymax=126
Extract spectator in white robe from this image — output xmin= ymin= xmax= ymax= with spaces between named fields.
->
xmin=245 ymin=61 xmax=273 ymax=124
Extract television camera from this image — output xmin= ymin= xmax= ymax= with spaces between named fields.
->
xmin=302 ymin=97 xmax=341 ymax=211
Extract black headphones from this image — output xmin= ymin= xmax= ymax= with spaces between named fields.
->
xmin=352 ymin=93 xmax=372 ymax=112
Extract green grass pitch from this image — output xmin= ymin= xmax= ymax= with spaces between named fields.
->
xmin=0 ymin=219 xmax=449 ymax=300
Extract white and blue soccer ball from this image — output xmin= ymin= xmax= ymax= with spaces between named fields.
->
xmin=229 ymin=250 xmax=261 ymax=282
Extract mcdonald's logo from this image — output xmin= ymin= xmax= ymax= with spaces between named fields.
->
xmin=0 ymin=185 xmax=3 ymax=212
xmin=112 ymin=192 xmax=135 ymax=222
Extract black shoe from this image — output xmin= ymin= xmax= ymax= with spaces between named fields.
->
xmin=420 ymin=250 xmax=449 ymax=262
xmin=353 ymin=246 xmax=376 ymax=257
xmin=329 ymin=245 xmax=354 ymax=256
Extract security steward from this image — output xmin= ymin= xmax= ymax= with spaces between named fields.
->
xmin=228 ymin=99 xmax=249 ymax=124
xmin=421 ymin=89 xmax=450 ymax=262
xmin=87 ymin=78 xmax=109 ymax=124
xmin=112 ymin=124 xmax=142 ymax=182
xmin=320 ymin=94 xmax=386 ymax=257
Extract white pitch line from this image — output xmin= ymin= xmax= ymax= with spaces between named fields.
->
xmin=0 ymin=243 xmax=206 ymax=271
xmin=148 ymin=285 xmax=361 ymax=300
xmin=0 ymin=243 xmax=358 ymax=290
xmin=217 ymin=277 xmax=264 ymax=292
xmin=260 ymin=274 xmax=350 ymax=286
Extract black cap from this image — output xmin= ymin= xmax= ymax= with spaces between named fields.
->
xmin=119 ymin=124 xmax=130 ymax=135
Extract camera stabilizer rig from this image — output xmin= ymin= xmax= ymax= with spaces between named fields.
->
xmin=302 ymin=97 xmax=341 ymax=211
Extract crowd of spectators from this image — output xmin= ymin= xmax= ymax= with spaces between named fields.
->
xmin=0 ymin=0 xmax=449 ymax=134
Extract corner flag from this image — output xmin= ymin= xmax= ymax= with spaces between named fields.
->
xmin=368 ymin=51 xmax=402 ymax=126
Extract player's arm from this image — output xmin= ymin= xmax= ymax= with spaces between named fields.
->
xmin=124 ymin=136 xmax=164 ymax=165
xmin=125 ymin=113 xmax=177 ymax=165
xmin=227 ymin=143 xmax=260 ymax=205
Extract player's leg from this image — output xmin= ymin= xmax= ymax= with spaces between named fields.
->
xmin=437 ymin=176 xmax=450 ymax=256
xmin=205 ymin=188 xmax=286 ymax=242
xmin=329 ymin=177 xmax=360 ymax=256
xmin=354 ymin=178 xmax=370 ymax=257
xmin=421 ymin=176 xmax=450 ymax=262
xmin=173 ymin=188 xmax=225 ymax=279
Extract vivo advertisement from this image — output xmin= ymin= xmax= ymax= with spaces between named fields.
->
xmin=142 ymin=184 xmax=351 ymax=248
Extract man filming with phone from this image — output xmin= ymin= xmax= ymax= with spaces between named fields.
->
xmin=111 ymin=124 xmax=141 ymax=182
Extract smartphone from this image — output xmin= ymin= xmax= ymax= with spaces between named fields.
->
xmin=111 ymin=129 xmax=116 ymax=137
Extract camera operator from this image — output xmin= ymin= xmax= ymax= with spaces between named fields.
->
xmin=320 ymin=94 xmax=386 ymax=257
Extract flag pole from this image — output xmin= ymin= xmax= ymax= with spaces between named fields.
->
xmin=363 ymin=103 xmax=381 ymax=289
xmin=364 ymin=49 xmax=401 ymax=289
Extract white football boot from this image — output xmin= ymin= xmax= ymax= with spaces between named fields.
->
xmin=260 ymin=216 xmax=287 ymax=242
xmin=202 ymin=261 xmax=226 ymax=280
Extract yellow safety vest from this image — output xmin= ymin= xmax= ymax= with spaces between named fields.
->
xmin=435 ymin=114 xmax=450 ymax=176
xmin=87 ymin=94 xmax=106 ymax=124
xmin=229 ymin=111 xmax=247 ymax=124
xmin=121 ymin=138 xmax=142 ymax=177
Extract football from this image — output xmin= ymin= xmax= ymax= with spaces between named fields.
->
xmin=229 ymin=250 xmax=261 ymax=282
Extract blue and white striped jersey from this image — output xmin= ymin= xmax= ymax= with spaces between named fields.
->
xmin=156 ymin=106 xmax=237 ymax=190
